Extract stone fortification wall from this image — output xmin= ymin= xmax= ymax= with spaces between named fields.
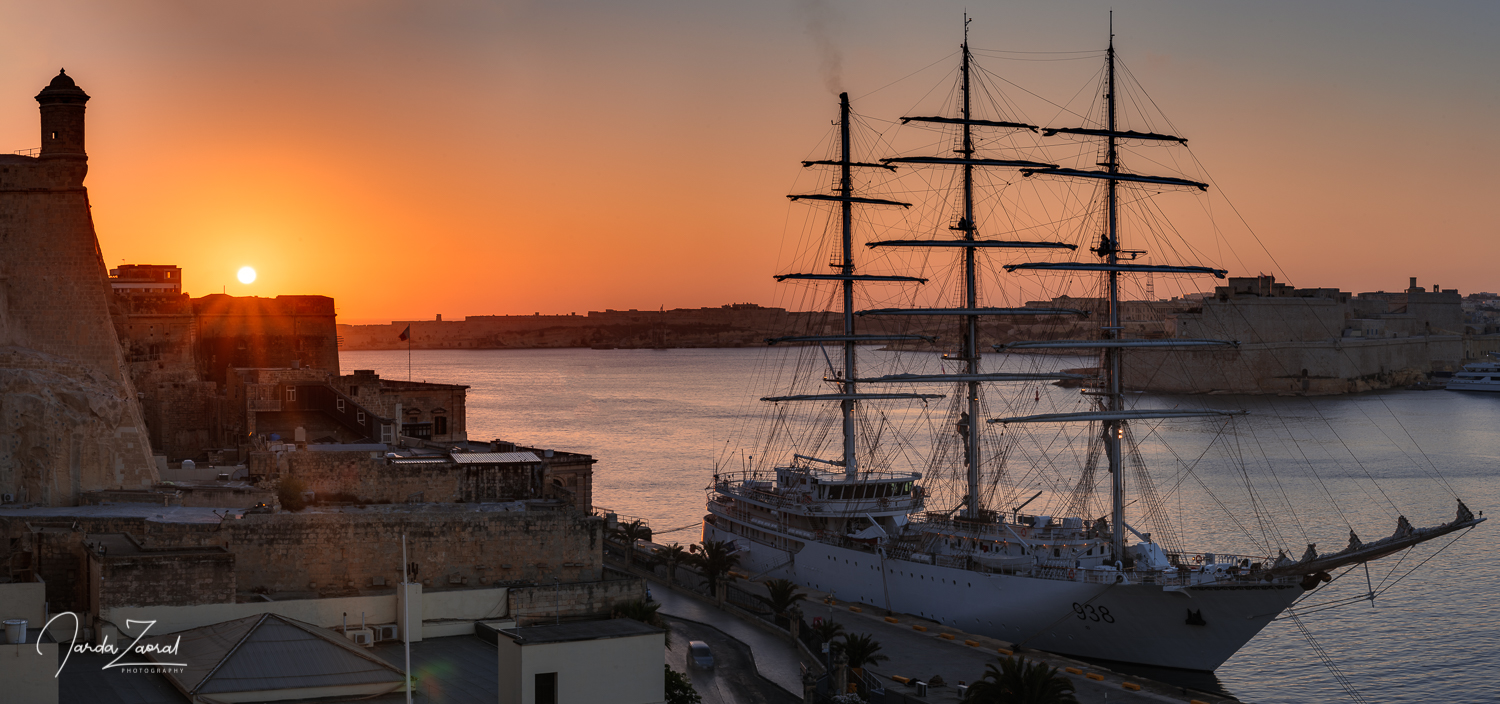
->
xmin=224 ymin=509 xmax=603 ymax=595
xmin=253 ymin=450 xmax=556 ymax=505
xmin=0 ymin=73 xmax=158 ymax=505
xmin=88 ymin=544 xmax=236 ymax=609
xmin=0 ymin=347 xmax=156 ymax=506
xmin=1170 ymin=297 xmax=1348 ymax=344
xmin=507 ymin=574 xmax=645 ymax=626
xmin=253 ymin=450 xmax=463 ymax=503
xmin=4 ymin=506 xmax=604 ymax=606
xmin=1124 ymin=336 xmax=1462 ymax=394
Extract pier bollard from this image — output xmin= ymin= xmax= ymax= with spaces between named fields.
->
xmin=1064 ymin=667 xmax=1082 ymax=675
xmin=912 ymin=625 xmax=927 ymax=632
xmin=1121 ymin=682 xmax=1141 ymax=691
xmin=884 ymin=616 xmax=899 ymax=623
xmin=1085 ymin=673 xmax=1104 ymax=681
xmin=939 ymin=633 xmax=955 ymax=640
xmin=964 ymin=639 xmax=981 ymax=647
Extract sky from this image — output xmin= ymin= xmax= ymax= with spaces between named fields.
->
xmin=0 ymin=1 xmax=1495 ymax=323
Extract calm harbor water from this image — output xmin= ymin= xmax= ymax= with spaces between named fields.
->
xmin=343 ymin=347 xmax=1499 ymax=703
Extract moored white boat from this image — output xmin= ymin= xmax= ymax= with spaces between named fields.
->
xmin=1447 ymin=355 xmax=1500 ymax=391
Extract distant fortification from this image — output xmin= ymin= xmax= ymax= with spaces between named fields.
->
xmin=0 ymin=70 xmax=158 ymax=505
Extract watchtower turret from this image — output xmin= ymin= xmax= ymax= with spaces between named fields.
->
xmin=35 ymin=69 xmax=89 ymax=159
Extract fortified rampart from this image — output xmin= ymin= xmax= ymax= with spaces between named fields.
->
xmin=2 ymin=505 xmax=606 ymax=609
xmin=0 ymin=70 xmax=157 ymax=505
xmin=248 ymin=446 xmax=585 ymax=507
xmin=225 ymin=510 xmax=603 ymax=595
xmin=87 ymin=533 xmax=236 ymax=609
xmin=1122 ymin=275 xmax=1468 ymax=394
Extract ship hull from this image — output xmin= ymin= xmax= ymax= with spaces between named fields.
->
xmin=706 ymin=522 xmax=1302 ymax=672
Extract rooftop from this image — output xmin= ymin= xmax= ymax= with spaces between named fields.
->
xmin=501 ymin=618 xmax=662 ymax=645
xmin=451 ymin=452 xmax=541 ymax=465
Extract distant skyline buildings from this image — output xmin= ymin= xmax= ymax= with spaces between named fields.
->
xmin=0 ymin=1 xmax=1493 ymax=321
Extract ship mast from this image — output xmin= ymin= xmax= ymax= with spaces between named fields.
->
xmin=1103 ymin=29 xmax=1126 ymax=561
xmin=769 ymin=96 xmax=943 ymax=469
xmin=993 ymin=19 xmax=1236 ymax=563
xmin=960 ymin=25 xmax=982 ymax=519
xmin=863 ymin=16 xmax=1088 ymax=514
xmin=839 ymin=92 xmax=859 ymax=477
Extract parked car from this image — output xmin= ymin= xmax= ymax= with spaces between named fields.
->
xmin=687 ymin=640 xmax=714 ymax=670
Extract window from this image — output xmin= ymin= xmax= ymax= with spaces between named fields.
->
xmin=534 ymin=672 xmax=557 ymax=704
xmin=336 ymin=399 xmax=346 ymax=412
xmin=50 ymin=131 xmax=57 ymax=139
xmin=433 ymin=416 xmax=448 ymax=435
xmin=285 ymin=387 xmax=296 ymax=402
xmin=349 ymin=385 xmax=359 ymax=396
xmin=357 ymin=411 xmax=365 ymax=424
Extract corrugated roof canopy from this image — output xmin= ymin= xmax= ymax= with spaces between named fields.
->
xmin=451 ymin=452 xmax=541 ymax=464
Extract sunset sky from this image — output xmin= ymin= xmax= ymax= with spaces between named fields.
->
xmin=1 ymin=1 xmax=1494 ymax=323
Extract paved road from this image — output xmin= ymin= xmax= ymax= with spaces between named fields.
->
xmin=666 ymin=616 xmax=800 ymax=704
xmin=635 ymin=558 xmax=1223 ymax=703
xmin=801 ymin=590 xmax=1220 ymax=704
xmin=652 ymin=583 xmax=811 ymax=695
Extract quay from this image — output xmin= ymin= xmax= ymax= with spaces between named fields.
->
xmin=608 ymin=552 xmax=1232 ymax=704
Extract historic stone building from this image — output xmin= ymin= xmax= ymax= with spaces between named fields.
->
xmin=0 ymin=70 xmax=158 ymax=506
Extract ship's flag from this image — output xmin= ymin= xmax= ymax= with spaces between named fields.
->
xmin=398 ymin=325 xmax=410 ymax=342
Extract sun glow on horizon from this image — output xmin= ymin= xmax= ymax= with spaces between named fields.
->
xmin=237 ymin=266 xmax=257 ymax=284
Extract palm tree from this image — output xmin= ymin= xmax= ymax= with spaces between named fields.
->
xmin=615 ymin=519 xmax=652 ymax=566
xmin=961 ymin=656 xmax=1079 ymax=704
xmin=689 ymin=540 xmax=741 ymax=595
xmin=662 ymin=542 xmax=689 ymax=586
xmin=758 ymin=578 xmax=806 ymax=626
xmin=809 ymin=618 xmax=845 ymax=645
xmin=837 ymin=633 xmax=889 ymax=671
xmin=616 ymin=598 xmax=670 ymax=647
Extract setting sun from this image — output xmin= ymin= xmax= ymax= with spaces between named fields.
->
xmin=237 ymin=266 xmax=256 ymax=284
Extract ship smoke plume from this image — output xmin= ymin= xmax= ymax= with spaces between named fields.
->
xmin=798 ymin=0 xmax=843 ymax=94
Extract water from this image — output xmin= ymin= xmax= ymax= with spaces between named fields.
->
xmin=343 ymin=347 xmax=1499 ymax=703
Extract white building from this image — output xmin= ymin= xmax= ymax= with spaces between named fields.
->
xmin=497 ymin=619 xmax=665 ymax=704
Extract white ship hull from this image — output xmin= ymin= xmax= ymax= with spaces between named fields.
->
xmin=1447 ymin=380 xmax=1500 ymax=391
xmin=1447 ymin=362 xmax=1500 ymax=391
xmin=706 ymin=522 xmax=1302 ymax=672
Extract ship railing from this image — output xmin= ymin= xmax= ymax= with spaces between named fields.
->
xmin=714 ymin=480 xmax=921 ymax=514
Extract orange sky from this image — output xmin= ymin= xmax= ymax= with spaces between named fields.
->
xmin=1 ymin=1 xmax=1494 ymax=323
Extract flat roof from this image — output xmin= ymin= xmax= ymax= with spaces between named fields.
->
xmin=502 ymin=618 xmax=662 ymax=645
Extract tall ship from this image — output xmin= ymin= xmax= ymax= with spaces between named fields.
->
xmin=703 ymin=21 xmax=1485 ymax=672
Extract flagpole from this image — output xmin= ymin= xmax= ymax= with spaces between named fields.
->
xmin=403 ymin=532 xmax=412 ymax=704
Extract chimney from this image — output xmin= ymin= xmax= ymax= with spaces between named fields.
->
xmin=1409 ymin=277 xmax=1418 ymax=292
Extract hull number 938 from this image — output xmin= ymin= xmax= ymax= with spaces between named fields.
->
xmin=1073 ymin=602 xmax=1115 ymax=623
